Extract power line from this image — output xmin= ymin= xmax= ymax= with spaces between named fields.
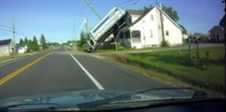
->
xmin=116 ymin=0 xmax=142 ymax=8
xmin=82 ymin=0 xmax=102 ymax=20
xmin=121 ymin=0 xmax=140 ymax=4
xmin=0 ymin=31 xmax=11 ymax=35
xmin=0 ymin=24 xmax=12 ymax=29
xmin=0 ymin=27 xmax=27 ymax=43
xmin=0 ymin=29 xmax=26 ymax=37
xmin=0 ymin=28 xmax=12 ymax=32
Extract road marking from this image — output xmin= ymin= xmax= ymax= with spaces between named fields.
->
xmin=0 ymin=56 xmax=26 ymax=68
xmin=0 ymin=53 xmax=50 ymax=86
xmin=70 ymin=54 xmax=104 ymax=90
xmin=0 ymin=60 xmax=17 ymax=68
xmin=0 ymin=53 xmax=37 ymax=68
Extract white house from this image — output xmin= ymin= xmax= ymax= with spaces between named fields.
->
xmin=120 ymin=7 xmax=184 ymax=49
xmin=18 ymin=45 xmax=28 ymax=54
xmin=0 ymin=39 xmax=14 ymax=57
xmin=208 ymin=25 xmax=225 ymax=42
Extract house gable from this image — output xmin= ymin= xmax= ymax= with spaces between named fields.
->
xmin=127 ymin=6 xmax=183 ymax=48
xmin=0 ymin=39 xmax=11 ymax=46
xmin=128 ymin=8 xmax=161 ymax=48
xmin=130 ymin=7 xmax=183 ymax=31
xmin=155 ymin=7 xmax=183 ymax=31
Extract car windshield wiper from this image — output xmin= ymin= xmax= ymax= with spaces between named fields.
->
xmin=77 ymin=88 xmax=207 ymax=110
xmin=0 ymin=103 xmax=64 ymax=112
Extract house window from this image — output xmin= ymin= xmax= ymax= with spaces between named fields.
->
xmin=216 ymin=35 xmax=219 ymax=41
xmin=132 ymin=30 xmax=141 ymax=38
xmin=150 ymin=29 xmax=153 ymax=38
xmin=131 ymin=30 xmax=141 ymax=42
xmin=166 ymin=30 xmax=169 ymax=36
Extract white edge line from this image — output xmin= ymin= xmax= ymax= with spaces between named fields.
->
xmin=70 ymin=53 xmax=104 ymax=90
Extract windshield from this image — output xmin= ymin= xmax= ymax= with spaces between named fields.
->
xmin=0 ymin=0 xmax=225 ymax=110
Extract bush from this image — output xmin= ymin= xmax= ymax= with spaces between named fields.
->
xmin=79 ymin=31 xmax=90 ymax=47
xmin=160 ymin=40 xmax=169 ymax=47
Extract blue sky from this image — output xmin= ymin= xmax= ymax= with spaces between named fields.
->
xmin=0 ymin=0 xmax=224 ymax=43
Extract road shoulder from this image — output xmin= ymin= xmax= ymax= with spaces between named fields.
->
xmin=69 ymin=49 xmax=171 ymax=90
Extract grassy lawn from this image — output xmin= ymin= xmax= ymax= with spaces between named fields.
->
xmin=0 ymin=55 xmax=14 ymax=64
xmin=105 ymin=46 xmax=225 ymax=93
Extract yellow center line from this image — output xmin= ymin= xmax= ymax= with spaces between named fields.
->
xmin=0 ymin=53 xmax=51 ymax=86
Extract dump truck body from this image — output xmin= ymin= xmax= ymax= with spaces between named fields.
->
xmin=88 ymin=7 xmax=126 ymax=50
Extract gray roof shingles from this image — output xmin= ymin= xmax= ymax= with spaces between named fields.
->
xmin=0 ymin=39 xmax=11 ymax=46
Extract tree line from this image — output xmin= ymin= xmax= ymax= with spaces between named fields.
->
xmin=79 ymin=31 xmax=90 ymax=47
xmin=19 ymin=34 xmax=48 ymax=52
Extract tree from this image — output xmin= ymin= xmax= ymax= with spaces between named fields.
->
xmin=40 ymin=34 xmax=48 ymax=50
xmin=179 ymin=24 xmax=188 ymax=34
xmin=143 ymin=5 xmax=153 ymax=13
xmin=162 ymin=5 xmax=180 ymax=22
xmin=27 ymin=39 xmax=33 ymax=52
xmin=24 ymin=37 xmax=28 ymax=45
xmin=79 ymin=31 xmax=89 ymax=47
xmin=19 ymin=38 xmax=25 ymax=47
xmin=32 ymin=36 xmax=39 ymax=51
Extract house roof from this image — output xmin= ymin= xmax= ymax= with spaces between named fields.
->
xmin=0 ymin=39 xmax=12 ymax=46
xmin=120 ymin=8 xmax=151 ymax=31
xmin=126 ymin=9 xmax=146 ymax=15
xmin=155 ymin=7 xmax=183 ymax=31
xmin=209 ymin=25 xmax=224 ymax=32
xmin=126 ymin=6 xmax=183 ymax=31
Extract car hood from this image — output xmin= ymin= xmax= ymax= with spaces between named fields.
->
xmin=0 ymin=88 xmax=196 ymax=108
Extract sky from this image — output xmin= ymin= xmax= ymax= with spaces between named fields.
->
xmin=0 ymin=0 xmax=224 ymax=43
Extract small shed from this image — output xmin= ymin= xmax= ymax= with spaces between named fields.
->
xmin=0 ymin=39 xmax=14 ymax=57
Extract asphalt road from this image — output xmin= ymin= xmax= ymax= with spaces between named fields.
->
xmin=0 ymin=47 xmax=168 ymax=99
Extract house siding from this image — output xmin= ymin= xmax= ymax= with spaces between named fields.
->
xmin=160 ymin=9 xmax=183 ymax=46
xmin=0 ymin=45 xmax=11 ymax=57
xmin=0 ymin=39 xmax=13 ymax=57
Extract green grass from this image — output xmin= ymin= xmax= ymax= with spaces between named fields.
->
xmin=0 ymin=55 xmax=13 ymax=63
xmin=107 ymin=46 xmax=225 ymax=93
xmin=76 ymin=45 xmax=87 ymax=52
xmin=96 ymin=44 xmax=131 ymax=52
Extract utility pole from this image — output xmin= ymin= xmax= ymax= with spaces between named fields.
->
xmin=220 ymin=0 xmax=226 ymax=97
xmin=224 ymin=0 xmax=226 ymax=98
xmin=82 ymin=0 xmax=101 ymax=20
xmin=84 ymin=18 xmax=88 ymax=34
xmin=78 ymin=18 xmax=88 ymax=37
xmin=159 ymin=2 xmax=166 ymax=44
xmin=12 ymin=18 xmax=16 ymax=56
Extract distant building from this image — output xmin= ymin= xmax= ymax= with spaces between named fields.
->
xmin=18 ymin=45 xmax=28 ymax=54
xmin=182 ymin=33 xmax=188 ymax=40
xmin=208 ymin=26 xmax=225 ymax=42
xmin=0 ymin=39 xmax=14 ymax=57
xmin=119 ymin=7 xmax=184 ymax=49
